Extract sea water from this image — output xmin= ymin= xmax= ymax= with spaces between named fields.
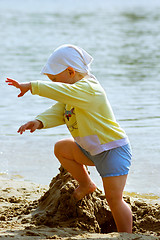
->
xmin=0 ymin=0 xmax=160 ymax=197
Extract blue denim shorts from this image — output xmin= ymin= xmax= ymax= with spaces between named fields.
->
xmin=76 ymin=143 xmax=132 ymax=178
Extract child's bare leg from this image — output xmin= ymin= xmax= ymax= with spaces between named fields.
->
xmin=102 ymin=175 xmax=132 ymax=233
xmin=54 ymin=138 xmax=96 ymax=200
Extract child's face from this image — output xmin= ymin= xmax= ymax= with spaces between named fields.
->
xmin=46 ymin=70 xmax=68 ymax=83
xmin=46 ymin=68 xmax=76 ymax=84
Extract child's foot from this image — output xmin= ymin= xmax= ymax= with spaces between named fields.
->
xmin=73 ymin=182 xmax=97 ymax=201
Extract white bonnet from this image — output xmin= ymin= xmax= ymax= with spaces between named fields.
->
xmin=41 ymin=44 xmax=93 ymax=75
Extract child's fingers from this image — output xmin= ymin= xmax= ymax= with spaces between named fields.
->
xmin=17 ymin=122 xmax=30 ymax=134
xmin=17 ymin=125 xmax=26 ymax=134
xmin=18 ymin=92 xmax=24 ymax=98
xmin=6 ymin=78 xmax=20 ymax=88
xmin=6 ymin=78 xmax=16 ymax=84
xmin=17 ymin=121 xmax=38 ymax=134
xmin=6 ymin=78 xmax=24 ymax=97
xmin=6 ymin=78 xmax=16 ymax=82
xmin=18 ymin=126 xmax=24 ymax=134
xmin=5 ymin=80 xmax=14 ymax=86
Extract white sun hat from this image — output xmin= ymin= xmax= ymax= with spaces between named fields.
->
xmin=41 ymin=44 xmax=93 ymax=75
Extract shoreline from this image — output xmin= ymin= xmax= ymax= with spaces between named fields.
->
xmin=1 ymin=172 xmax=160 ymax=201
xmin=0 ymin=176 xmax=160 ymax=240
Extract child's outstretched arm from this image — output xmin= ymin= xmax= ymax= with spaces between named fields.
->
xmin=5 ymin=78 xmax=31 ymax=97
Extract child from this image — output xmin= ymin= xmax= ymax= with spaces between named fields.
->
xmin=6 ymin=44 xmax=132 ymax=233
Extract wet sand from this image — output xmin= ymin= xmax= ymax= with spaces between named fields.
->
xmin=0 ymin=167 xmax=159 ymax=240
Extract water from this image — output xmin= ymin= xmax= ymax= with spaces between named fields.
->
xmin=0 ymin=0 xmax=160 ymax=197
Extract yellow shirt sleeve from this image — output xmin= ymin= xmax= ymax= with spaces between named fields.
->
xmin=31 ymin=79 xmax=97 ymax=110
xmin=36 ymin=102 xmax=65 ymax=129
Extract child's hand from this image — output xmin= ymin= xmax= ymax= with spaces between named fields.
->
xmin=5 ymin=78 xmax=31 ymax=97
xmin=17 ymin=120 xmax=43 ymax=134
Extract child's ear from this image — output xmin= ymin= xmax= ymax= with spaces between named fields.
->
xmin=67 ymin=67 xmax=75 ymax=77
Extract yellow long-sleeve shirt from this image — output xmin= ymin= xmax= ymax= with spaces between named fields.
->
xmin=31 ymin=76 xmax=129 ymax=155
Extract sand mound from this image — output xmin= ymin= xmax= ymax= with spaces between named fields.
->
xmin=32 ymin=166 xmax=116 ymax=233
xmin=32 ymin=166 xmax=160 ymax=236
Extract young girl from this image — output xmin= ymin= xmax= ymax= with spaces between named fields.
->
xmin=6 ymin=44 xmax=132 ymax=233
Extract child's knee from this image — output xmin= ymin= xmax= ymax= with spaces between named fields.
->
xmin=54 ymin=139 xmax=73 ymax=158
xmin=54 ymin=141 xmax=63 ymax=158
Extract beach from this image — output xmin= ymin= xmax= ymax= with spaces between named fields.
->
xmin=0 ymin=167 xmax=159 ymax=240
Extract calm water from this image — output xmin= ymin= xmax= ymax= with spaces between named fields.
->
xmin=0 ymin=0 xmax=160 ymax=197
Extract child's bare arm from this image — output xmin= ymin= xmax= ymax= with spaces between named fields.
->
xmin=17 ymin=120 xmax=43 ymax=134
xmin=5 ymin=78 xmax=31 ymax=97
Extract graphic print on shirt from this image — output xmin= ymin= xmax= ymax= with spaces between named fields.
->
xmin=64 ymin=107 xmax=78 ymax=133
xmin=65 ymin=108 xmax=74 ymax=121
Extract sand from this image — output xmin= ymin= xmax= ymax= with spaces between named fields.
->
xmin=0 ymin=166 xmax=160 ymax=240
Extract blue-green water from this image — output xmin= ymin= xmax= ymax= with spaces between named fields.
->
xmin=0 ymin=0 xmax=160 ymax=196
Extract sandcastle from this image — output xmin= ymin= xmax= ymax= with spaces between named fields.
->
xmin=31 ymin=166 xmax=160 ymax=236
xmin=32 ymin=166 xmax=117 ymax=233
